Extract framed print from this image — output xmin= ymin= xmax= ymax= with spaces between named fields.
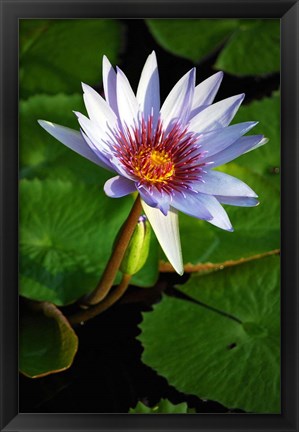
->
xmin=0 ymin=0 xmax=298 ymax=431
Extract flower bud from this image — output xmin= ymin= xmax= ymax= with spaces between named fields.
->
xmin=120 ymin=215 xmax=151 ymax=275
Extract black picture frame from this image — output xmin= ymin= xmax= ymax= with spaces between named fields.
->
xmin=1 ymin=0 xmax=298 ymax=430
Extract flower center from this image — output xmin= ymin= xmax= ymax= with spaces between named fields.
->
xmin=109 ymin=116 xmax=207 ymax=193
xmin=132 ymin=148 xmax=175 ymax=183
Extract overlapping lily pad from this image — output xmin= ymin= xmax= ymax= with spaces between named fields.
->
xmin=146 ymin=19 xmax=239 ymax=63
xmin=146 ymin=19 xmax=279 ymax=77
xmin=129 ymin=399 xmax=189 ymax=414
xmin=139 ymin=255 xmax=280 ymax=413
xmin=20 ymin=19 xmax=121 ymax=98
xmin=20 ymin=302 xmax=78 ymax=378
xmin=215 ymin=20 xmax=280 ymax=76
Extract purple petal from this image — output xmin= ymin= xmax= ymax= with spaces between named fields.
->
xmin=189 ymin=71 xmax=223 ymax=119
xmin=136 ymin=51 xmax=160 ymax=124
xmin=197 ymin=194 xmax=233 ymax=231
xmin=37 ymin=120 xmax=109 ymax=169
xmin=196 ymin=170 xmax=258 ymax=197
xmin=198 ymin=122 xmax=258 ymax=158
xmin=243 ymin=137 xmax=269 ymax=154
xmin=216 ymin=196 xmax=259 ymax=207
xmin=102 ymin=55 xmax=119 ymax=116
xmin=160 ymin=68 xmax=196 ymax=130
xmin=104 ymin=176 xmax=136 ymax=198
xmin=189 ymin=94 xmax=245 ymax=133
xmin=170 ymin=191 xmax=213 ymax=220
xmin=204 ymin=135 xmax=265 ymax=167
xmin=136 ymin=184 xmax=159 ymax=208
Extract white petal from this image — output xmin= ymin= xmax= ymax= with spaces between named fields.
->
xmin=189 ymin=94 xmax=245 ymax=133
xmin=102 ymin=55 xmax=118 ymax=115
xmin=74 ymin=111 xmax=112 ymax=155
xmin=82 ymin=83 xmax=117 ymax=130
xmin=190 ymin=71 xmax=223 ymax=117
xmin=160 ymin=68 xmax=195 ymax=130
xmin=37 ymin=120 xmax=107 ymax=168
xmin=141 ymin=200 xmax=184 ymax=275
xmin=136 ymin=51 xmax=160 ymax=123
xmin=116 ymin=67 xmax=140 ymax=129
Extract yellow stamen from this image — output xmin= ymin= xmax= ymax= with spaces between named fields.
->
xmin=132 ymin=148 xmax=175 ymax=183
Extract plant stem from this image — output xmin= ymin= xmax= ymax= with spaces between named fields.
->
xmin=82 ymin=195 xmax=142 ymax=306
xmin=69 ymin=274 xmax=132 ymax=325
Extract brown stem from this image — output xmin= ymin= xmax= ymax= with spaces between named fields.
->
xmin=69 ymin=274 xmax=132 ymax=325
xmin=82 ymin=195 xmax=142 ymax=306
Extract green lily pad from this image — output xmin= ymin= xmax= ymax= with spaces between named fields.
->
xmin=232 ymin=93 xmax=280 ymax=186
xmin=20 ymin=178 xmax=157 ymax=305
xmin=20 ymin=302 xmax=78 ymax=378
xmin=178 ymin=164 xmax=279 ymax=266
xmin=20 ymin=19 xmax=121 ymax=98
xmin=129 ymin=399 xmax=189 ymax=414
xmin=139 ymin=255 xmax=280 ymax=413
xmin=146 ymin=19 xmax=239 ymax=63
xmin=215 ymin=20 xmax=280 ymax=76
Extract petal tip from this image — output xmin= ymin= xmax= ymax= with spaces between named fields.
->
xmin=177 ymin=266 xmax=184 ymax=276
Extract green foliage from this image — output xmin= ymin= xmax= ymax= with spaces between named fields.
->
xmin=20 ymin=302 xmax=78 ymax=378
xmin=232 ymin=93 xmax=280 ymax=186
xmin=129 ymin=399 xmax=189 ymax=414
xmin=20 ymin=19 xmax=122 ymax=98
xmin=216 ymin=20 xmax=280 ymax=76
xmin=139 ymin=255 xmax=280 ymax=413
xmin=20 ymin=179 xmax=133 ymax=305
xmin=146 ymin=19 xmax=280 ymax=76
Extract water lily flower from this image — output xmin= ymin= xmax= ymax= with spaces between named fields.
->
xmin=38 ymin=52 xmax=267 ymax=275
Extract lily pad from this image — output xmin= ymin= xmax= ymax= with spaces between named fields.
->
xmin=139 ymin=255 xmax=280 ymax=413
xmin=215 ymin=20 xmax=280 ymax=76
xmin=20 ymin=178 xmax=158 ymax=305
xmin=232 ymin=93 xmax=280 ymax=185
xmin=20 ymin=302 xmax=78 ymax=378
xmin=129 ymin=399 xmax=189 ymax=414
xmin=146 ymin=19 xmax=239 ymax=63
xmin=20 ymin=19 xmax=121 ymax=98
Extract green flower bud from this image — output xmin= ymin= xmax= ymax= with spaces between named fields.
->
xmin=120 ymin=215 xmax=151 ymax=275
